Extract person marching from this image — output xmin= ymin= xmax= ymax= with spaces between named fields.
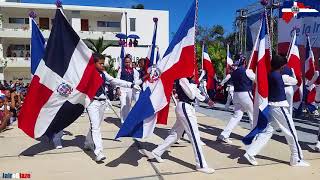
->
xmin=314 ymin=75 xmax=320 ymax=152
xmin=217 ymin=58 xmax=255 ymax=143
xmin=280 ymin=64 xmax=297 ymax=117
xmin=220 ymin=69 xmax=234 ymax=111
xmin=150 ymin=77 xmax=215 ymax=174
xmin=117 ymin=55 xmax=142 ymax=123
xmin=84 ymin=53 xmax=141 ymax=162
xmin=243 ymin=55 xmax=310 ymax=167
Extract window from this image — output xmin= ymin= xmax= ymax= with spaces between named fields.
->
xmin=39 ymin=17 xmax=50 ymax=30
xmin=9 ymin=18 xmax=29 ymax=24
xmin=11 ymin=45 xmax=25 ymax=51
xmin=107 ymin=22 xmax=120 ymax=28
xmin=97 ymin=21 xmax=120 ymax=28
xmin=130 ymin=18 xmax=136 ymax=32
xmin=81 ymin=19 xmax=89 ymax=31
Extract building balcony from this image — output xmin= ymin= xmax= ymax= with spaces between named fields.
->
xmin=0 ymin=23 xmax=120 ymax=40
xmin=1 ymin=57 xmax=31 ymax=68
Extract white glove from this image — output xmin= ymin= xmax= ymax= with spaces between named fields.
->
xmin=133 ymin=84 xmax=142 ymax=91
xmin=315 ymin=71 xmax=319 ymax=77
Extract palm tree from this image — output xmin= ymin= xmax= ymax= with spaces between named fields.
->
xmin=85 ymin=37 xmax=111 ymax=54
xmin=84 ymin=37 xmax=118 ymax=77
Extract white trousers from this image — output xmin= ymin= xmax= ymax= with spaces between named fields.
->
xmin=153 ymin=102 xmax=208 ymax=169
xmin=225 ymin=86 xmax=234 ymax=110
xmin=85 ymin=100 xmax=106 ymax=156
xmin=285 ymin=86 xmax=294 ymax=116
xmin=119 ymin=88 xmax=133 ymax=123
xmin=246 ymin=106 xmax=303 ymax=162
xmin=221 ymin=92 xmax=254 ymax=138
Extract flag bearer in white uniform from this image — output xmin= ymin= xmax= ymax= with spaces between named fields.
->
xmin=243 ymin=55 xmax=310 ymax=167
xmin=314 ymin=75 xmax=320 ymax=152
xmin=117 ymin=55 xmax=142 ymax=123
xmin=220 ymin=71 xmax=234 ymax=110
xmin=150 ymin=78 xmax=215 ymax=174
xmin=84 ymin=53 xmax=141 ymax=162
xmin=217 ymin=59 xmax=255 ymax=143
xmin=280 ymin=65 xmax=297 ymax=117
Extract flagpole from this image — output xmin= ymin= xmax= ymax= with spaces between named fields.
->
xmin=201 ymin=43 xmax=204 ymax=70
xmin=225 ymin=44 xmax=229 ymax=76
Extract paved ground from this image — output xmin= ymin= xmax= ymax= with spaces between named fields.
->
xmin=0 ymin=102 xmax=320 ymax=180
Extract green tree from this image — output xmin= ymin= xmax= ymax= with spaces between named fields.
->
xmin=84 ymin=37 xmax=118 ymax=77
xmin=131 ymin=4 xmax=145 ymax=9
xmin=85 ymin=37 xmax=112 ymax=54
xmin=196 ymin=25 xmax=230 ymax=78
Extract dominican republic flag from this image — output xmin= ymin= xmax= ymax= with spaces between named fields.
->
xmin=226 ymin=44 xmax=233 ymax=75
xmin=144 ymin=18 xmax=158 ymax=75
xmin=243 ymin=12 xmax=271 ymax=145
xmin=30 ymin=18 xmax=46 ymax=75
xmin=18 ymin=8 xmax=103 ymax=139
xmin=287 ymin=31 xmax=303 ymax=111
xmin=116 ymin=0 xmax=197 ymax=139
xmin=120 ymin=45 xmax=125 ymax=69
xmin=305 ymin=35 xmax=317 ymax=112
xmin=202 ymin=44 xmax=216 ymax=90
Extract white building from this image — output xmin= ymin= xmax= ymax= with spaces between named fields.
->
xmin=0 ymin=0 xmax=169 ymax=81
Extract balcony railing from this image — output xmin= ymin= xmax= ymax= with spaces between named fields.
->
xmin=1 ymin=57 xmax=31 ymax=67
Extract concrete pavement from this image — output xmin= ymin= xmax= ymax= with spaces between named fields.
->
xmin=0 ymin=103 xmax=320 ymax=180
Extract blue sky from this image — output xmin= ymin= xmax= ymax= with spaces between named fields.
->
xmin=23 ymin=0 xmax=258 ymax=36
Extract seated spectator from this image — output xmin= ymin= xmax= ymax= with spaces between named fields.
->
xmin=4 ymin=89 xmax=21 ymax=125
xmin=129 ymin=39 xmax=133 ymax=47
xmin=20 ymin=50 xmax=24 ymax=57
xmin=133 ymin=39 xmax=138 ymax=47
xmin=25 ymin=51 xmax=30 ymax=58
xmin=0 ymin=96 xmax=11 ymax=132
xmin=12 ymin=53 xmax=17 ymax=57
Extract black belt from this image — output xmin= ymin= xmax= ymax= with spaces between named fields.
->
xmin=180 ymin=101 xmax=194 ymax=105
xmin=93 ymin=98 xmax=106 ymax=101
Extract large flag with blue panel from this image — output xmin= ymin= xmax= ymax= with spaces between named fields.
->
xmin=31 ymin=18 xmax=46 ymax=75
xmin=243 ymin=12 xmax=271 ymax=145
xmin=18 ymin=8 xmax=103 ymax=139
xmin=116 ymin=0 xmax=197 ymax=139
xmin=305 ymin=35 xmax=318 ymax=112
xmin=287 ymin=31 xmax=303 ymax=111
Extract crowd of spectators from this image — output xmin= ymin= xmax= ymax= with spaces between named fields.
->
xmin=0 ymin=78 xmax=29 ymax=132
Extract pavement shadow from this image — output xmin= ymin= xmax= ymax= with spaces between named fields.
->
xmin=20 ymin=134 xmax=85 ymax=156
xmin=104 ymin=117 xmax=121 ymax=129
xmin=153 ymin=127 xmax=170 ymax=140
xmin=105 ymin=142 xmax=145 ymax=167
xmin=137 ymin=141 xmax=195 ymax=170
xmin=198 ymin=123 xmax=244 ymax=141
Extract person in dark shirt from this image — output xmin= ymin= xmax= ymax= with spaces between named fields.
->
xmin=244 ymin=54 xmax=309 ymax=167
xmin=217 ymin=59 xmax=255 ymax=144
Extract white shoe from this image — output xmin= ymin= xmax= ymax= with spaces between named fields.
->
xmin=217 ymin=135 xmax=232 ymax=144
xmin=199 ymin=140 xmax=206 ymax=146
xmin=55 ymin=145 xmax=63 ymax=149
xmin=151 ymin=151 xmax=164 ymax=163
xmin=290 ymin=160 xmax=310 ymax=167
xmin=313 ymin=111 xmax=319 ymax=116
xmin=315 ymin=141 xmax=320 ymax=152
xmin=95 ymin=153 xmax=106 ymax=162
xmin=244 ymin=153 xmax=258 ymax=166
xmin=196 ymin=167 xmax=215 ymax=174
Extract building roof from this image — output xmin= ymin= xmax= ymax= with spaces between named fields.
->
xmin=0 ymin=2 xmax=168 ymax=14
